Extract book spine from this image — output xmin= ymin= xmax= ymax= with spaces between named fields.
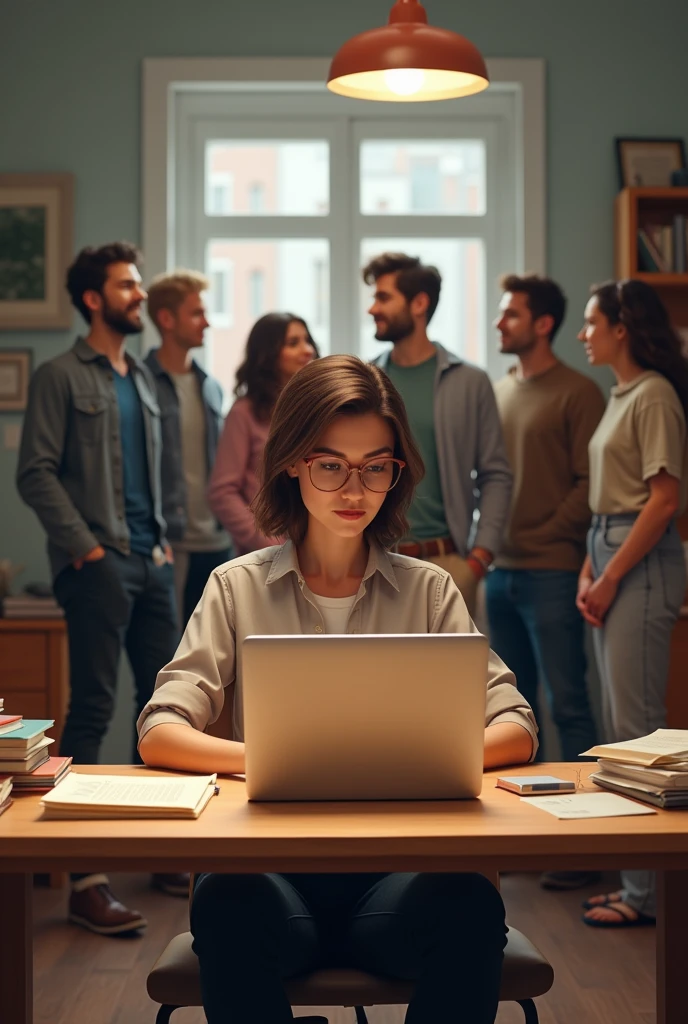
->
xmin=673 ymin=214 xmax=687 ymax=273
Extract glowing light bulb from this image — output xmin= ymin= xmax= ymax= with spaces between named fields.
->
xmin=383 ymin=68 xmax=425 ymax=97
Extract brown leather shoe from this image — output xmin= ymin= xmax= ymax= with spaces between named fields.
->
xmin=151 ymin=872 xmax=191 ymax=897
xmin=69 ymin=874 xmax=147 ymax=935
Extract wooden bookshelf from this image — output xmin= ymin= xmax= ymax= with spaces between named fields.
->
xmin=614 ymin=187 xmax=688 ymax=327
xmin=615 ymin=187 xmax=688 ymax=726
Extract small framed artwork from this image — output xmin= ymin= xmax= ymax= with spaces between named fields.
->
xmin=615 ymin=137 xmax=687 ymax=189
xmin=0 ymin=350 xmax=32 ymax=412
xmin=0 ymin=173 xmax=74 ymax=330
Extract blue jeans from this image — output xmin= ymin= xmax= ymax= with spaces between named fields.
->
xmin=54 ymin=547 xmax=179 ymax=765
xmin=589 ymin=514 xmax=686 ymax=917
xmin=191 ymin=871 xmax=507 ymax=1024
xmin=485 ymin=569 xmax=597 ymax=762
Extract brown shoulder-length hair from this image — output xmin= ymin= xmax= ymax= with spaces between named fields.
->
xmin=234 ymin=312 xmax=319 ymax=423
xmin=591 ymin=279 xmax=688 ymax=416
xmin=252 ymin=355 xmax=425 ymax=548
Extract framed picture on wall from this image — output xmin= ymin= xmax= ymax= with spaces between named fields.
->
xmin=0 ymin=173 xmax=74 ymax=330
xmin=0 ymin=350 xmax=32 ymax=412
xmin=615 ymin=137 xmax=687 ymax=189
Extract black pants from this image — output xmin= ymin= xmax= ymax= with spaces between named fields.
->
xmin=54 ymin=548 xmax=179 ymax=765
xmin=178 ymin=548 xmax=232 ymax=628
xmin=191 ymin=871 xmax=507 ymax=1024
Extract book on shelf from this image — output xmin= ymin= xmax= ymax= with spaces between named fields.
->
xmin=0 ymin=719 xmax=55 ymax=751
xmin=581 ymin=729 xmax=688 ymax=766
xmin=638 ymin=228 xmax=665 ymax=272
xmin=0 ymin=755 xmax=72 ymax=791
xmin=0 ymin=795 xmax=12 ymax=817
xmin=40 ymin=771 xmax=219 ymax=820
xmin=0 ymin=714 xmax=23 ymax=737
xmin=673 ymin=214 xmax=687 ymax=273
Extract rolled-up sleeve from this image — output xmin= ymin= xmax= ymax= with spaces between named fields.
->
xmin=432 ymin=573 xmax=538 ymax=758
xmin=137 ymin=569 xmax=236 ymax=744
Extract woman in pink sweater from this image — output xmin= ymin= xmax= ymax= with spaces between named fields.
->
xmin=208 ymin=313 xmax=318 ymax=553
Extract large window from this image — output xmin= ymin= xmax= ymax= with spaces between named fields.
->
xmin=168 ymin=77 xmax=528 ymax=394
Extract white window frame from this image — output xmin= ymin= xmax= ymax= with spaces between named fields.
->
xmin=206 ymin=169 xmax=234 ymax=215
xmin=206 ymin=255 xmax=234 ymax=328
xmin=142 ymin=57 xmax=545 ymax=378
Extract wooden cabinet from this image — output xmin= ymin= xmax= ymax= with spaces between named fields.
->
xmin=0 ymin=620 xmax=69 ymax=888
xmin=614 ymin=186 xmax=688 ymax=329
xmin=615 ymin=189 xmax=688 ymax=726
xmin=0 ymin=619 xmax=68 ymax=750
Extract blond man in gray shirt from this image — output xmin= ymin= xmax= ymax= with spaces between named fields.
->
xmin=145 ymin=271 xmax=232 ymax=629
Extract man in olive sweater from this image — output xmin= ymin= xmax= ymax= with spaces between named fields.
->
xmin=487 ymin=275 xmax=605 ymax=886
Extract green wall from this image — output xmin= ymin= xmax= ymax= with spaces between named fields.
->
xmin=1 ymin=0 xmax=687 ymax=755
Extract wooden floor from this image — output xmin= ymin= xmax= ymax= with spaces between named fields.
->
xmin=33 ymin=871 xmax=656 ymax=1024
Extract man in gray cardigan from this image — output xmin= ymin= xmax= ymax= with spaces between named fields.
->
xmin=366 ymin=252 xmax=511 ymax=616
xmin=17 ymin=243 xmax=185 ymax=935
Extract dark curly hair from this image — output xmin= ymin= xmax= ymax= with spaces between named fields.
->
xmin=362 ymin=252 xmax=442 ymax=324
xmin=591 ymin=279 xmax=688 ymax=415
xmin=234 ymin=313 xmax=319 ymax=423
xmin=252 ymin=355 xmax=425 ymax=549
xmin=66 ymin=242 xmax=142 ymax=324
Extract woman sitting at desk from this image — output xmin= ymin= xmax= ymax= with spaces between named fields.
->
xmin=138 ymin=355 xmax=537 ymax=1024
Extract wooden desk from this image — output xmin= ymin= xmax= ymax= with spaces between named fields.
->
xmin=1 ymin=763 xmax=687 ymax=1024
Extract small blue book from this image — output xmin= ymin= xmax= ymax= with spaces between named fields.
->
xmin=0 ymin=719 xmax=55 ymax=750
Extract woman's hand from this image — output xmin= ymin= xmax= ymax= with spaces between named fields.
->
xmin=576 ymin=573 xmax=602 ymax=627
xmin=583 ymin=572 xmax=619 ymax=625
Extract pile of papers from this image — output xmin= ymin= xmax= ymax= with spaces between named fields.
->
xmin=583 ymin=729 xmax=688 ymax=809
xmin=40 ymin=772 xmax=219 ymax=820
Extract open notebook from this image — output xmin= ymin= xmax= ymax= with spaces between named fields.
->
xmin=40 ymin=772 xmax=218 ymax=820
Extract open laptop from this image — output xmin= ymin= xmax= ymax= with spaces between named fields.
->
xmin=242 ymin=633 xmax=488 ymax=801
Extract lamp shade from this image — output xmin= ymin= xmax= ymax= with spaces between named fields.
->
xmin=327 ymin=0 xmax=489 ymax=102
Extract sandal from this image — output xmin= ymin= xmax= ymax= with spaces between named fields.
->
xmin=582 ymin=901 xmax=655 ymax=928
xmin=581 ymin=890 xmax=624 ymax=910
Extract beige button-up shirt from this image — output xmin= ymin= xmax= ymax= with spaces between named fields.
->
xmin=137 ymin=541 xmax=538 ymax=754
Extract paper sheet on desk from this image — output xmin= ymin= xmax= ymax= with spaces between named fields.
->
xmin=523 ymin=793 xmax=656 ymax=819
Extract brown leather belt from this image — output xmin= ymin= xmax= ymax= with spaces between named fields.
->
xmin=396 ymin=536 xmax=456 ymax=559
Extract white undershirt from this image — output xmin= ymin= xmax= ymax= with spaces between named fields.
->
xmin=309 ymin=592 xmax=357 ymax=634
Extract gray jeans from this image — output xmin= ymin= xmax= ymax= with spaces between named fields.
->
xmin=589 ymin=514 xmax=686 ymax=917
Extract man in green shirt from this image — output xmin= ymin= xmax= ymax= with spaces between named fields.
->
xmin=365 ymin=253 xmax=512 ymax=617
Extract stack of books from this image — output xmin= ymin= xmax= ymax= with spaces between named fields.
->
xmin=0 ymin=712 xmax=24 ymax=737
xmin=637 ymin=216 xmax=688 ymax=273
xmin=2 ymin=592 xmax=63 ymax=619
xmin=0 ymin=776 xmax=12 ymax=817
xmin=0 ymin=755 xmax=72 ymax=793
xmin=584 ymin=729 xmax=688 ymax=809
xmin=0 ymin=719 xmax=55 ymax=774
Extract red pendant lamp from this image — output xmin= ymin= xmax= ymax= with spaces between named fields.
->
xmin=327 ymin=0 xmax=489 ymax=102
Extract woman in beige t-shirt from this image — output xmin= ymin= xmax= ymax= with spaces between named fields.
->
xmin=139 ymin=355 xmax=536 ymax=1024
xmin=577 ymin=279 xmax=688 ymax=928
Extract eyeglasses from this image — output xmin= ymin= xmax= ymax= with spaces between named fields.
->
xmin=303 ymin=456 xmax=406 ymax=493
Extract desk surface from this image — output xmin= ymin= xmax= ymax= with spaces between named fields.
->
xmin=1 ymin=763 xmax=688 ymax=874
